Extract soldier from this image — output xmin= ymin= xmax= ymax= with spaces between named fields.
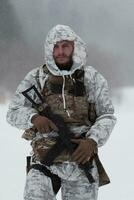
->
xmin=6 ymin=24 xmax=117 ymax=200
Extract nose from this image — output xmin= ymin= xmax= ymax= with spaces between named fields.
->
xmin=58 ymin=46 xmax=64 ymax=55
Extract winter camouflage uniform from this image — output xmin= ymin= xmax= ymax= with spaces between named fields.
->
xmin=6 ymin=25 xmax=116 ymax=200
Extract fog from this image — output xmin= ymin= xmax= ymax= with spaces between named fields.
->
xmin=0 ymin=0 xmax=134 ymax=102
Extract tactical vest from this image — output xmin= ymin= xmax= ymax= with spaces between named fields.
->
xmin=41 ymin=66 xmax=96 ymax=126
xmin=24 ymin=65 xmax=97 ymax=163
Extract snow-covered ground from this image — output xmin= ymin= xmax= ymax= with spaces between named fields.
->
xmin=0 ymin=87 xmax=134 ymax=200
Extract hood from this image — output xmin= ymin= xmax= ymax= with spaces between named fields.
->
xmin=44 ymin=24 xmax=87 ymax=76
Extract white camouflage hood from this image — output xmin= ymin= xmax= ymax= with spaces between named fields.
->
xmin=44 ymin=24 xmax=87 ymax=76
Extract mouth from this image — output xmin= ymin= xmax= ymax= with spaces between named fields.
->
xmin=57 ymin=56 xmax=67 ymax=59
xmin=56 ymin=57 xmax=68 ymax=62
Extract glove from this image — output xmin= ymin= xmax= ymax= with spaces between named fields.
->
xmin=71 ymin=138 xmax=97 ymax=164
xmin=31 ymin=114 xmax=58 ymax=133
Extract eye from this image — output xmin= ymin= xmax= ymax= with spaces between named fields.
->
xmin=63 ymin=43 xmax=69 ymax=48
xmin=54 ymin=44 xmax=59 ymax=49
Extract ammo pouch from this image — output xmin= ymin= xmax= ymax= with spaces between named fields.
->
xmin=31 ymin=137 xmax=72 ymax=163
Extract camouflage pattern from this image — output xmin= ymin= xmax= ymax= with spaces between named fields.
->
xmin=6 ymin=25 xmax=117 ymax=199
xmin=22 ymin=66 xmax=94 ymax=164
xmin=6 ymin=64 xmax=116 ymax=147
xmin=31 ymin=136 xmax=72 ymax=163
xmin=24 ymin=162 xmax=99 ymax=200
xmin=22 ymin=127 xmax=37 ymax=140
xmin=42 ymin=66 xmax=90 ymax=125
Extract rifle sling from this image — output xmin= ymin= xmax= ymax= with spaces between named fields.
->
xmin=31 ymin=164 xmax=61 ymax=194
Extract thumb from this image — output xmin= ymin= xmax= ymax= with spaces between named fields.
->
xmin=71 ymin=139 xmax=81 ymax=144
xmin=49 ymin=120 xmax=59 ymax=131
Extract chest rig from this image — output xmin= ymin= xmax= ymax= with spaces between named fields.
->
xmin=23 ymin=65 xmax=97 ymax=163
xmin=41 ymin=66 xmax=95 ymax=126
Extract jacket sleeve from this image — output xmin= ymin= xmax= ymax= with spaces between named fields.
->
xmin=85 ymin=67 xmax=117 ymax=147
xmin=6 ymin=69 xmax=40 ymax=130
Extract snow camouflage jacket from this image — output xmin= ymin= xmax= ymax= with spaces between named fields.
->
xmin=7 ymin=24 xmax=116 ymax=147
xmin=6 ymin=25 xmax=116 ymax=185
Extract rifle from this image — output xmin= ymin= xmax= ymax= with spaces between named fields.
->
xmin=22 ymin=85 xmax=95 ymax=183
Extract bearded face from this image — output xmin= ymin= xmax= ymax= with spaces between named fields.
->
xmin=53 ymin=40 xmax=74 ymax=71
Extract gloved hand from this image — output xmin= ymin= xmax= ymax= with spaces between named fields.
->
xmin=71 ymin=138 xmax=97 ymax=165
xmin=31 ymin=114 xmax=58 ymax=133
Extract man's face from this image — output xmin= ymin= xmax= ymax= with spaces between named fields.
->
xmin=53 ymin=40 xmax=74 ymax=69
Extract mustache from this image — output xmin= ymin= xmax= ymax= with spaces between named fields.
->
xmin=56 ymin=55 xmax=68 ymax=58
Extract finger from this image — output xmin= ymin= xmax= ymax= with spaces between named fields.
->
xmin=82 ymin=157 xmax=90 ymax=165
xmin=39 ymin=127 xmax=44 ymax=133
xmin=71 ymin=151 xmax=84 ymax=162
xmin=72 ymin=145 xmax=83 ymax=158
xmin=71 ymin=139 xmax=81 ymax=144
xmin=49 ymin=121 xmax=59 ymax=131
xmin=36 ymin=125 xmax=43 ymax=133
xmin=75 ymin=154 xmax=87 ymax=165
xmin=37 ymin=128 xmax=41 ymax=133
xmin=44 ymin=125 xmax=51 ymax=133
xmin=39 ymin=125 xmax=49 ymax=133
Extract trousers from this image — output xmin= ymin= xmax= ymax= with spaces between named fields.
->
xmin=24 ymin=162 xmax=99 ymax=200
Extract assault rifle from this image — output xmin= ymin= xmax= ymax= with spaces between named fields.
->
xmin=22 ymin=85 xmax=95 ymax=183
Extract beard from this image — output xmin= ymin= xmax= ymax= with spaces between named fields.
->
xmin=55 ymin=55 xmax=73 ymax=71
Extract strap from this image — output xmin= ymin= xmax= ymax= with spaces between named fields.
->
xmin=31 ymin=164 xmax=61 ymax=194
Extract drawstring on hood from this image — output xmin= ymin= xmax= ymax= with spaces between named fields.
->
xmin=44 ymin=24 xmax=87 ymax=117
xmin=62 ymin=75 xmax=70 ymax=117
